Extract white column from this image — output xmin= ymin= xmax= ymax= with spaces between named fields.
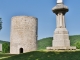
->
xmin=59 ymin=13 xmax=63 ymax=28
xmin=57 ymin=13 xmax=64 ymax=28
xmin=56 ymin=15 xmax=59 ymax=28
xmin=63 ymin=15 xmax=65 ymax=28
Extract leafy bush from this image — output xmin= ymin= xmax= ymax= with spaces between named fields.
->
xmin=2 ymin=42 xmax=10 ymax=53
xmin=75 ymin=41 xmax=80 ymax=49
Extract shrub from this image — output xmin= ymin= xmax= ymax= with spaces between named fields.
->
xmin=2 ymin=42 xmax=10 ymax=53
xmin=75 ymin=41 xmax=80 ymax=49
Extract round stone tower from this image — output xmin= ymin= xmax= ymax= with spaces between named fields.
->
xmin=10 ymin=16 xmax=38 ymax=54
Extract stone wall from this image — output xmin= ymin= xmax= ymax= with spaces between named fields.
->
xmin=0 ymin=44 xmax=2 ymax=51
xmin=10 ymin=16 xmax=38 ymax=54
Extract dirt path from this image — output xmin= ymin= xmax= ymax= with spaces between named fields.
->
xmin=0 ymin=56 xmax=11 ymax=59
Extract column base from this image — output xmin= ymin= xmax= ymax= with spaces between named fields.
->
xmin=46 ymin=46 xmax=76 ymax=50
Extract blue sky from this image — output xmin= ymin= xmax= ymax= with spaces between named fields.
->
xmin=0 ymin=0 xmax=80 ymax=41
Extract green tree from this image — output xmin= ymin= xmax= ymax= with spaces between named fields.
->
xmin=0 ymin=18 xmax=2 ymax=30
xmin=2 ymin=42 xmax=10 ymax=53
xmin=75 ymin=41 xmax=80 ymax=49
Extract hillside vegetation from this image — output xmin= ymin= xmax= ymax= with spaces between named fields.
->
xmin=0 ymin=35 xmax=80 ymax=60
xmin=38 ymin=35 xmax=80 ymax=50
xmin=0 ymin=40 xmax=9 ymax=44
xmin=0 ymin=35 xmax=80 ymax=50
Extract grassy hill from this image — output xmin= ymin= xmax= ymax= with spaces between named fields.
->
xmin=37 ymin=35 xmax=80 ymax=50
xmin=0 ymin=35 xmax=80 ymax=60
xmin=38 ymin=37 xmax=52 ymax=50
xmin=1 ymin=51 xmax=80 ymax=60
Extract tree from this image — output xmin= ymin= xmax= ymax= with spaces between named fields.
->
xmin=75 ymin=41 xmax=80 ymax=49
xmin=2 ymin=42 xmax=10 ymax=53
xmin=0 ymin=18 xmax=2 ymax=30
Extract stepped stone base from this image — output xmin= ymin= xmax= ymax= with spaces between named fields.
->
xmin=47 ymin=28 xmax=76 ymax=50
xmin=46 ymin=46 xmax=76 ymax=50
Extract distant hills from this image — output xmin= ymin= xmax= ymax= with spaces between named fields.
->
xmin=0 ymin=40 xmax=9 ymax=44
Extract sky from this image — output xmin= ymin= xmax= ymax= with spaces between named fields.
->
xmin=0 ymin=0 xmax=80 ymax=41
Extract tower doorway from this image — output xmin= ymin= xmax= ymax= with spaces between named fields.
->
xmin=20 ymin=48 xmax=23 ymax=53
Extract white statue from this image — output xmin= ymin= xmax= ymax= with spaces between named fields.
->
xmin=57 ymin=0 xmax=63 ymax=3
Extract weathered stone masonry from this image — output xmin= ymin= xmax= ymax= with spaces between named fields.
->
xmin=10 ymin=16 xmax=38 ymax=54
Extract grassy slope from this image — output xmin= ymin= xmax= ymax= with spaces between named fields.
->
xmin=0 ymin=54 xmax=14 ymax=58
xmin=0 ymin=35 xmax=80 ymax=60
xmin=1 ymin=51 xmax=80 ymax=60
xmin=38 ymin=35 xmax=80 ymax=50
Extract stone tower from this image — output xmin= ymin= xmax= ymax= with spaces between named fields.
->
xmin=10 ymin=16 xmax=38 ymax=54
xmin=0 ymin=44 xmax=2 ymax=51
xmin=47 ymin=0 xmax=76 ymax=50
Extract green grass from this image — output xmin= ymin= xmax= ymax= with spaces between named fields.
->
xmin=0 ymin=53 xmax=15 ymax=60
xmin=1 ymin=51 xmax=80 ymax=60
xmin=0 ymin=35 xmax=80 ymax=60
xmin=0 ymin=54 xmax=14 ymax=58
